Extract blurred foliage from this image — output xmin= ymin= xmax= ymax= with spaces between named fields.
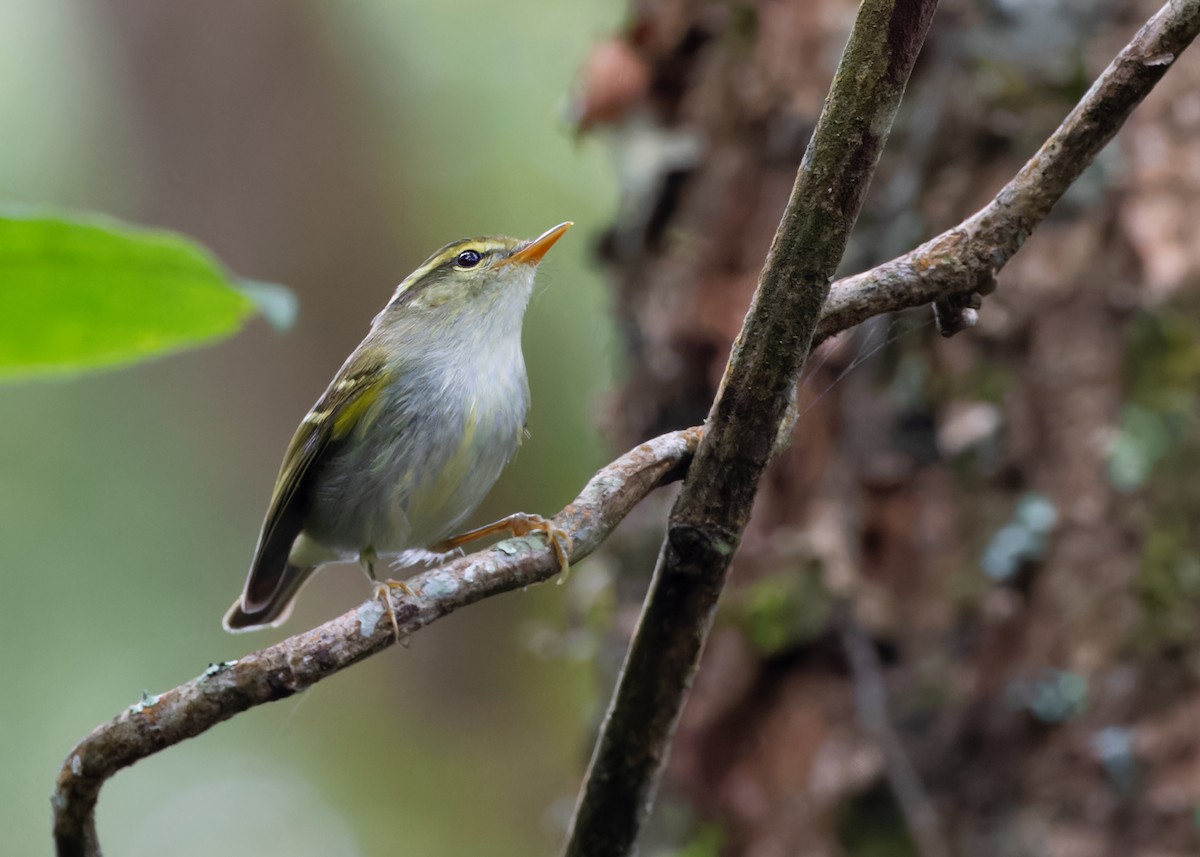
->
xmin=0 ymin=212 xmax=279 ymax=380
xmin=670 ymin=823 xmax=725 ymax=857
xmin=1118 ymin=308 xmax=1200 ymax=654
xmin=1006 ymin=668 xmax=1089 ymax=724
xmin=979 ymin=492 xmax=1058 ymax=582
xmin=0 ymin=0 xmax=621 ymax=855
xmin=1091 ymin=725 xmax=1138 ymax=798
xmin=1108 ymin=404 xmax=1186 ymax=492
xmin=1123 ymin=306 xmax=1200 ymax=414
xmin=1110 ymin=308 xmax=1200 ymax=490
xmin=934 ymin=356 xmax=1014 ymax=407
xmin=836 ymin=785 xmax=919 ymax=857
xmin=1138 ymin=527 xmax=1200 ymax=650
xmin=728 ymin=564 xmax=833 ymax=656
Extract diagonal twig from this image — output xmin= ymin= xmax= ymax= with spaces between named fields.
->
xmin=842 ymin=618 xmax=950 ymax=857
xmin=816 ymin=0 xmax=1200 ymax=346
xmin=52 ymin=428 xmax=700 ymax=857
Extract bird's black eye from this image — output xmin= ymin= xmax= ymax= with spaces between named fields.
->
xmin=455 ymin=249 xmax=482 ymax=268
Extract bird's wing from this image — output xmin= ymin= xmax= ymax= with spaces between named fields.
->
xmin=237 ymin=348 xmax=392 ymax=613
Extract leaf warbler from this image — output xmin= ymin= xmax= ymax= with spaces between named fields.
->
xmin=224 ymin=222 xmax=573 ymax=635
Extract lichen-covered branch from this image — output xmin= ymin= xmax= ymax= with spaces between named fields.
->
xmin=51 ymin=427 xmax=701 ymax=857
xmin=562 ymin=3 xmax=940 ymax=857
xmin=816 ymin=0 xmax=1200 ymax=346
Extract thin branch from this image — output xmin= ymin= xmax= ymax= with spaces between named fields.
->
xmin=50 ymin=3 xmax=1200 ymax=856
xmin=562 ymin=2 xmax=940 ymax=856
xmin=841 ymin=619 xmax=950 ymax=857
xmin=52 ymin=428 xmax=701 ymax=857
xmin=816 ymin=0 xmax=1200 ymax=347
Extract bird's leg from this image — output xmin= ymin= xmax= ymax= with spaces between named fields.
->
xmin=436 ymin=512 xmax=573 ymax=581
xmin=360 ymin=547 xmax=413 ymax=641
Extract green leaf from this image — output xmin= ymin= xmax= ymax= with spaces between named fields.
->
xmin=0 ymin=211 xmax=258 ymax=380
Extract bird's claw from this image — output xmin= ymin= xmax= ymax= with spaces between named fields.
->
xmin=371 ymin=579 xmax=415 ymax=642
xmin=438 ymin=512 xmax=573 ymax=581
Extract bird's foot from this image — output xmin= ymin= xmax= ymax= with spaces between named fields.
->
xmin=371 ymin=578 xmax=415 ymax=642
xmin=437 ymin=512 xmax=572 ymax=582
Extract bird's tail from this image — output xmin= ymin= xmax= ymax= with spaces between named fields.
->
xmin=222 ymin=564 xmax=315 ymax=633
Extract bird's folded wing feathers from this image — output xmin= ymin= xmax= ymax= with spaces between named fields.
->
xmin=239 ymin=349 xmax=392 ymax=612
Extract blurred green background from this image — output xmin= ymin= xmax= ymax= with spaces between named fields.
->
xmin=0 ymin=0 xmax=622 ymax=854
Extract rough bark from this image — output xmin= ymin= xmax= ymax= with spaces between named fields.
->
xmin=564 ymin=3 xmax=940 ymax=855
xmin=575 ymin=0 xmax=1200 ymax=854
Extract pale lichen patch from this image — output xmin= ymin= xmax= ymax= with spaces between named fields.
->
xmin=129 ymin=690 xmax=161 ymax=714
xmin=420 ymin=572 xmax=460 ymax=599
xmin=357 ymin=600 xmax=386 ymax=637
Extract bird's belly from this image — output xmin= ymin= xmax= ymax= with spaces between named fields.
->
xmin=402 ymin=413 xmax=518 ymax=546
xmin=304 ymin=379 xmax=526 ymax=557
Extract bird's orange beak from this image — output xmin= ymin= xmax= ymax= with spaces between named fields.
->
xmin=504 ymin=221 xmax=573 ymax=267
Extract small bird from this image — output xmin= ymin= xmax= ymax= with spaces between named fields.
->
xmin=224 ymin=222 xmax=573 ymax=635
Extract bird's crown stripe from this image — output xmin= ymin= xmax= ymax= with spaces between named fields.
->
xmin=394 ymin=238 xmax=512 ymax=294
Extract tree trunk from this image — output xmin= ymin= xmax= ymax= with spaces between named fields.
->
xmin=576 ymin=1 xmax=1200 ymax=854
